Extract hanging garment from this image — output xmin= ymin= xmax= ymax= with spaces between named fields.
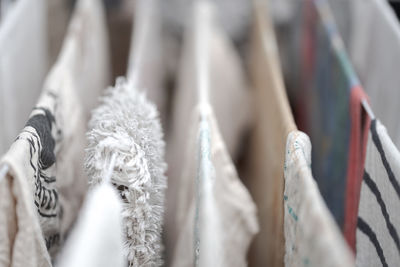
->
xmin=291 ymin=0 xmax=371 ymax=230
xmin=46 ymin=0 xmax=70 ymax=65
xmin=56 ymin=183 xmax=125 ymax=267
xmin=343 ymin=86 xmax=371 ymax=249
xmin=171 ymin=105 xmax=258 ymax=267
xmin=246 ymin=1 xmax=296 ymax=266
xmin=283 ymin=131 xmax=354 ymax=267
xmin=85 ymin=78 xmax=167 ymax=267
xmin=169 ymin=2 xmax=258 ymax=266
xmin=0 ymin=0 xmax=109 ymax=265
xmin=347 ymin=0 xmax=400 ymax=149
xmin=164 ymin=0 xmax=252 ymax=261
xmin=356 ymin=119 xmax=400 ymax=267
xmin=0 ymin=0 xmax=48 ymax=154
xmin=127 ymin=0 xmax=166 ymax=123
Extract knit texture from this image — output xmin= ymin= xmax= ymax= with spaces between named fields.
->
xmin=85 ymin=77 xmax=167 ymax=266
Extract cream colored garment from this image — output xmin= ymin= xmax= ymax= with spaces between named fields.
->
xmin=0 ymin=0 xmax=48 ymax=154
xmin=171 ymin=105 xmax=258 ymax=267
xmin=165 ymin=2 xmax=251 ymax=259
xmin=56 ymin=183 xmax=125 ymax=267
xmin=348 ymin=0 xmax=400 ymax=148
xmin=284 ymin=131 xmax=354 ymax=267
xmin=246 ymin=1 xmax=297 ymax=266
xmin=66 ymin=0 xmax=110 ymax=119
xmin=0 ymin=0 xmax=109 ymax=265
xmin=127 ymin=0 xmax=166 ymax=121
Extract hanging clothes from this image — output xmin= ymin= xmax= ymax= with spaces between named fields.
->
xmin=246 ymin=1 xmax=296 ymax=266
xmin=290 ymin=0 xmax=371 ymax=231
xmin=355 ymin=119 xmax=400 ymax=267
xmin=0 ymin=0 xmax=48 ymax=154
xmin=127 ymin=0 xmax=166 ymax=124
xmin=168 ymin=2 xmax=258 ymax=266
xmin=283 ymin=131 xmax=354 ymax=267
xmin=85 ymin=78 xmax=167 ymax=266
xmin=0 ymin=0 xmax=109 ymax=265
xmin=55 ymin=183 xmax=125 ymax=267
xmin=164 ymin=0 xmax=252 ymax=262
xmin=171 ymin=105 xmax=258 ymax=267
xmin=349 ymin=0 xmax=400 ymax=149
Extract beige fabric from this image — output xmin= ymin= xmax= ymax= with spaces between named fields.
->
xmin=127 ymin=0 xmax=166 ymax=122
xmin=0 ymin=0 xmax=48 ymax=154
xmin=165 ymin=1 xmax=251 ymax=261
xmin=171 ymin=105 xmax=258 ymax=267
xmin=284 ymin=131 xmax=354 ymax=267
xmin=246 ymin=1 xmax=296 ymax=266
xmin=0 ymin=0 xmax=109 ymax=265
xmin=0 ymin=160 xmax=52 ymax=267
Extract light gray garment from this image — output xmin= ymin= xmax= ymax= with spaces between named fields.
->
xmin=164 ymin=4 xmax=252 ymax=259
xmin=171 ymin=105 xmax=258 ymax=267
xmin=127 ymin=0 xmax=166 ymax=122
xmin=331 ymin=0 xmax=400 ymax=148
xmin=0 ymin=0 xmax=48 ymax=154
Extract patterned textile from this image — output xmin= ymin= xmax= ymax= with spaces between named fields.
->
xmin=0 ymin=0 xmax=109 ymax=265
xmin=356 ymin=120 xmax=400 ymax=267
xmin=292 ymin=0 xmax=369 ymax=230
xmin=284 ymin=131 xmax=354 ymax=267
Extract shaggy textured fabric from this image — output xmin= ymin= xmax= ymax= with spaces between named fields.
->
xmin=85 ymin=77 xmax=167 ymax=267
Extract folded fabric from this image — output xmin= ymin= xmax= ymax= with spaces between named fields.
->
xmin=56 ymin=183 xmax=125 ymax=267
xmin=284 ymin=131 xmax=354 ymax=267
xmin=246 ymin=1 xmax=296 ymax=266
xmin=356 ymin=120 xmax=400 ymax=266
xmin=0 ymin=0 xmax=109 ymax=265
xmin=0 ymin=0 xmax=47 ymax=154
xmin=85 ymin=78 xmax=167 ymax=266
xmin=171 ymin=105 xmax=258 ymax=267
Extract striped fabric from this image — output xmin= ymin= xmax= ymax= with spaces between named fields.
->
xmin=356 ymin=120 xmax=400 ymax=266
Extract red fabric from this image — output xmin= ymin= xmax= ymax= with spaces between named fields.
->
xmin=343 ymin=86 xmax=371 ymax=252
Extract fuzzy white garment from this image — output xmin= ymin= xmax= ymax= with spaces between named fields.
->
xmin=0 ymin=0 xmax=109 ymax=264
xmin=0 ymin=0 xmax=48 ymax=154
xmin=171 ymin=105 xmax=258 ymax=267
xmin=56 ymin=183 xmax=125 ymax=267
xmin=127 ymin=0 xmax=166 ymax=123
xmin=283 ymin=131 xmax=354 ymax=267
xmin=344 ymin=0 xmax=400 ymax=148
xmin=85 ymin=78 xmax=167 ymax=267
